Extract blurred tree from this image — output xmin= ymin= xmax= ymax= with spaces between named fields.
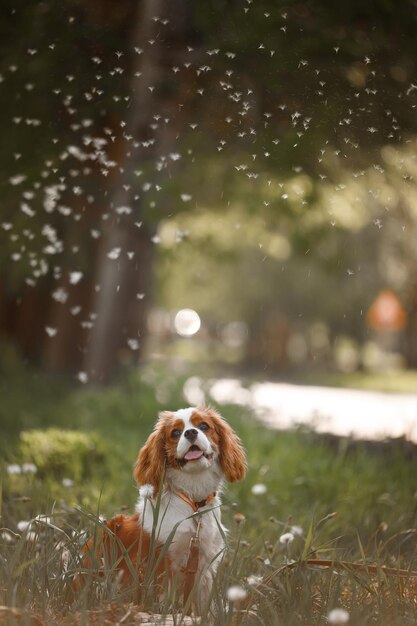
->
xmin=85 ymin=0 xmax=189 ymax=383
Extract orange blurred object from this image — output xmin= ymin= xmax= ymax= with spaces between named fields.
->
xmin=367 ymin=289 xmax=407 ymax=331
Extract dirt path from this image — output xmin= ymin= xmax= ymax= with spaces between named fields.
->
xmin=207 ymin=379 xmax=417 ymax=442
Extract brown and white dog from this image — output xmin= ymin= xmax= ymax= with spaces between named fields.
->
xmin=83 ymin=407 xmax=246 ymax=609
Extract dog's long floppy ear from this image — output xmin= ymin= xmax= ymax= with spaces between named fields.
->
xmin=206 ymin=408 xmax=247 ymax=483
xmin=133 ymin=413 xmax=169 ymax=495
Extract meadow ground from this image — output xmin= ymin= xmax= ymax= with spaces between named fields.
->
xmin=1 ymin=354 xmax=417 ymax=624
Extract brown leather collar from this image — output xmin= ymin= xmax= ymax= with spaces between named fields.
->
xmin=175 ymin=491 xmax=216 ymax=512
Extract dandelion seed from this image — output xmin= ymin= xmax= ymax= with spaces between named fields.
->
xmin=69 ymin=271 xmax=83 ymax=285
xmin=9 ymin=174 xmax=26 ymax=186
xmin=52 ymin=288 xmax=68 ymax=303
xmin=107 ymin=247 xmax=121 ymax=260
xmin=77 ymin=371 xmax=88 ymax=384
xmin=327 ymin=608 xmax=350 ymax=624
xmin=140 ymin=484 xmax=154 ymax=499
xmin=0 ymin=530 xmax=15 ymax=543
xmin=247 ymin=574 xmax=262 ymax=585
xmin=226 ymin=585 xmax=247 ymax=602
xmin=115 ymin=205 xmax=132 ymax=215
xmin=34 ymin=514 xmax=51 ymax=525
xmin=25 ymin=531 xmax=39 ymax=542
xmin=251 ymin=483 xmax=267 ymax=495
xmin=279 ymin=532 xmax=295 ymax=545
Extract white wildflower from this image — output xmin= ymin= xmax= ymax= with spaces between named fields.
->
xmin=7 ymin=464 xmax=22 ymax=475
xmin=33 ymin=515 xmax=52 ymax=526
xmin=226 ymin=585 xmax=247 ymax=602
xmin=1 ymin=530 xmax=15 ymax=543
xmin=251 ymin=483 xmax=267 ymax=495
xmin=45 ymin=327 xmax=58 ymax=337
xmin=327 ymin=608 xmax=350 ymax=624
xmin=17 ymin=520 xmax=31 ymax=532
xmin=180 ymin=194 xmax=192 ymax=202
xmin=279 ymin=532 xmax=295 ymax=545
xmin=247 ymin=574 xmax=262 ymax=586
xmin=62 ymin=478 xmax=74 ymax=488
xmin=22 ymin=463 xmax=37 ymax=474
xmin=139 ymin=484 xmax=154 ymax=499
xmin=290 ymin=525 xmax=303 ymax=536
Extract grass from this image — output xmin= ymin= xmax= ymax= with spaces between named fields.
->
xmin=1 ymin=348 xmax=417 ymax=624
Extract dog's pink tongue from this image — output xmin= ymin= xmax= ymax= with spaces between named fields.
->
xmin=184 ymin=449 xmax=204 ymax=461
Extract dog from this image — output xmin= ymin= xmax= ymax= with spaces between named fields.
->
xmin=81 ymin=406 xmax=246 ymax=610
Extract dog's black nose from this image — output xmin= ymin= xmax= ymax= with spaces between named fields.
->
xmin=184 ymin=428 xmax=198 ymax=442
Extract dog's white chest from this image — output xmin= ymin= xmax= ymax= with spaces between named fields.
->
xmin=136 ymin=493 xmax=225 ymax=576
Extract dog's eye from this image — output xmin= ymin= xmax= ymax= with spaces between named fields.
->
xmin=171 ymin=429 xmax=181 ymax=438
xmin=199 ymin=422 xmax=209 ymax=431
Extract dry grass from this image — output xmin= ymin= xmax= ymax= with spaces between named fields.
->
xmin=1 ymin=506 xmax=417 ymax=626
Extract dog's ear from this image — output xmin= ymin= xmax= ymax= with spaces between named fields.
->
xmin=133 ymin=412 xmax=169 ymax=495
xmin=206 ymin=408 xmax=247 ymax=483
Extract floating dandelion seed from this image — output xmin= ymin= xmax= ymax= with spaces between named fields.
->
xmin=69 ymin=271 xmax=83 ymax=284
xmin=9 ymin=174 xmax=26 ymax=185
xmin=77 ymin=371 xmax=88 ymax=384
xmin=107 ymin=247 xmax=121 ymax=260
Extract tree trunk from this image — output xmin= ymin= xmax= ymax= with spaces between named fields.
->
xmin=405 ymin=287 xmax=417 ymax=368
xmin=85 ymin=0 xmax=186 ymax=384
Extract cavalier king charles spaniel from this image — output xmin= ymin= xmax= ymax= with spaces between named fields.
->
xmin=82 ymin=406 xmax=246 ymax=611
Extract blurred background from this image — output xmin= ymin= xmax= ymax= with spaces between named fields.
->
xmin=1 ymin=0 xmax=417 ymax=510
xmin=2 ymin=0 xmax=417 ymax=382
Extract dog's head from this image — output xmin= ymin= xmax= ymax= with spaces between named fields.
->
xmin=133 ymin=407 xmax=246 ymax=495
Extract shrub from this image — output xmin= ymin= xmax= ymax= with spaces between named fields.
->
xmin=19 ymin=428 xmax=108 ymax=483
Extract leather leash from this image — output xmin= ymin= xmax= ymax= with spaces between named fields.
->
xmin=177 ymin=491 xmax=216 ymax=609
